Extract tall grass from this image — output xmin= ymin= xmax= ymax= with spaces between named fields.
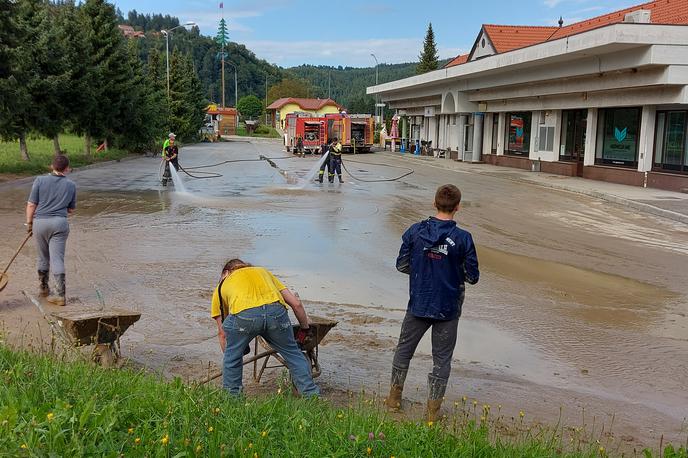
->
xmin=0 ymin=345 xmax=685 ymax=457
xmin=0 ymin=134 xmax=130 ymax=175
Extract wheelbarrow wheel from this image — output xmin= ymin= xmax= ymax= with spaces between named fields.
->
xmin=92 ymin=343 xmax=117 ymax=368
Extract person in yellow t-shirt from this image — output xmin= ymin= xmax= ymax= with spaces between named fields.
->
xmin=211 ymin=258 xmax=319 ymax=396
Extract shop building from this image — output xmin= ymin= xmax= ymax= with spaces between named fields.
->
xmin=367 ymin=0 xmax=688 ymax=192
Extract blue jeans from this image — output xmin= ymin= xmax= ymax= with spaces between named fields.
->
xmin=222 ymin=303 xmax=320 ymax=397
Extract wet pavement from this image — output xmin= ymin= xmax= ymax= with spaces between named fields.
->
xmin=0 ymin=140 xmax=687 ymax=449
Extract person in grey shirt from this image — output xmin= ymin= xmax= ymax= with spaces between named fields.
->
xmin=25 ymin=155 xmax=77 ymax=306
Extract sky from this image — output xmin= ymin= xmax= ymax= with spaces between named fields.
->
xmin=112 ymin=0 xmax=642 ymax=68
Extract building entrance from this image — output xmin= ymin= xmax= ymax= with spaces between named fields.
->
xmin=560 ymin=109 xmax=587 ymax=176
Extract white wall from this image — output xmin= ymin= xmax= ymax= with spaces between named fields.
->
xmin=638 ymin=105 xmax=656 ymax=173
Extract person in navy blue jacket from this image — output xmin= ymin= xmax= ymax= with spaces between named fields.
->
xmin=385 ymin=184 xmax=479 ymax=422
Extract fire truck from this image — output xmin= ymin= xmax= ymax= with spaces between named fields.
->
xmin=284 ymin=113 xmax=375 ymax=154
xmin=284 ymin=113 xmax=326 ymax=154
xmin=325 ymin=113 xmax=375 ymax=153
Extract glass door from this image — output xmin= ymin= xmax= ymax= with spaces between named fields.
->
xmin=560 ymin=109 xmax=587 ymax=162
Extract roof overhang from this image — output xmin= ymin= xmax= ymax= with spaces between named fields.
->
xmin=367 ymin=23 xmax=688 ymax=100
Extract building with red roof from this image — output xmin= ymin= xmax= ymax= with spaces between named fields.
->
xmin=266 ymin=98 xmax=343 ymax=129
xmin=369 ymin=0 xmax=688 ymax=192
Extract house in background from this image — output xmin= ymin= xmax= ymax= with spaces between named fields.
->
xmin=368 ymin=0 xmax=688 ymax=192
xmin=266 ymin=98 xmax=343 ymax=130
xmin=206 ymin=104 xmax=238 ymax=136
xmin=118 ymin=25 xmax=145 ymax=39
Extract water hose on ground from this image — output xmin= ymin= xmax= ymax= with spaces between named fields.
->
xmin=341 ymin=158 xmax=414 ymax=182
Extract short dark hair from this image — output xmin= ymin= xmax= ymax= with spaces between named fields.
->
xmin=434 ymin=184 xmax=462 ymax=213
xmin=222 ymin=258 xmax=252 ymax=275
xmin=52 ymin=154 xmax=70 ymax=172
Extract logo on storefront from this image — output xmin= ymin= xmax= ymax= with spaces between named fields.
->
xmin=614 ymin=127 xmax=627 ymax=143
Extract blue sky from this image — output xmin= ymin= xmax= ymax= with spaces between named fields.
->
xmin=112 ymin=0 xmax=641 ymax=67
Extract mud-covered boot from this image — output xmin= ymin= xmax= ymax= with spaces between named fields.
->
xmin=338 ymin=174 xmax=344 ymax=183
xmin=47 ymin=274 xmax=66 ymax=306
xmin=384 ymin=367 xmax=407 ymax=410
xmin=38 ymin=270 xmax=50 ymax=297
xmin=426 ymin=374 xmax=448 ymax=422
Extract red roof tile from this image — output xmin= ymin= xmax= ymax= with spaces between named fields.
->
xmin=443 ymin=0 xmax=688 ymax=68
xmin=549 ymin=0 xmax=688 ymax=40
xmin=266 ymin=97 xmax=341 ymax=111
xmin=483 ymin=25 xmax=559 ymax=53
xmin=445 ymin=54 xmax=469 ymax=68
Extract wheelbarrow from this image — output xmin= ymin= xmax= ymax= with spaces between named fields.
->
xmin=202 ymin=317 xmax=337 ymax=385
xmin=23 ymin=291 xmax=141 ymax=367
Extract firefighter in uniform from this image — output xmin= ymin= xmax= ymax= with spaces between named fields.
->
xmin=328 ymin=137 xmax=344 ymax=183
xmin=161 ymin=135 xmax=180 ymax=186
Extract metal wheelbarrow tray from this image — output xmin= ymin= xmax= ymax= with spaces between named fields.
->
xmin=50 ymin=308 xmax=141 ymax=347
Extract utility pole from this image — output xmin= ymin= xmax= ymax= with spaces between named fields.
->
xmin=370 ymin=53 xmax=379 ymax=125
xmin=221 ymin=50 xmax=225 ymax=107
xmin=161 ymin=22 xmax=196 ymax=99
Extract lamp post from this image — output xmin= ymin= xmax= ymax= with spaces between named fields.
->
xmin=370 ymin=53 xmax=379 ymax=125
xmin=161 ymin=21 xmax=196 ymax=98
xmin=226 ymin=61 xmax=238 ymax=107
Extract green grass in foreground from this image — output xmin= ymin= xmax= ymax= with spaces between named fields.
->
xmin=0 ymin=134 xmax=130 ymax=175
xmin=0 ymin=346 xmax=685 ymax=457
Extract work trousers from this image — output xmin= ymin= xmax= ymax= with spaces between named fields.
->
xmin=33 ymin=217 xmax=70 ymax=275
xmin=318 ymin=152 xmax=330 ymax=178
xmin=329 ymin=155 xmax=342 ymax=177
xmin=392 ymin=311 xmax=459 ymax=395
xmin=222 ymin=302 xmax=320 ymax=397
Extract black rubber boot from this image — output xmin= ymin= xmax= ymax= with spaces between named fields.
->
xmin=338 ymin=174 xmax=344 ymax=183
xmin=47 ymin=274 xmax=66 ymax=306
xmin=38 ymin=270 xmax=50 ymax=297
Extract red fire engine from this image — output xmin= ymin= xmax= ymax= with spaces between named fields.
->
xmin=284 ymin=113 xmax=375 ymax=154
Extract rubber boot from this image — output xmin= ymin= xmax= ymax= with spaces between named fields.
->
xmin=38 ymin=270 xmax=50 ymax=297
xmin=426 ymin=374 xmax=448 ymax=422
xmin=384 ymin=367 xmax=407 ymax=410
xmin=328 ymin=174 xmax=334 ymax=183
xmin=338 ymin=174 xmax=344 ymax=183
xmin=318 ymin=173 xmax=323 ymax=183
xmin=47 ymin=274 xmax=66 ymax=306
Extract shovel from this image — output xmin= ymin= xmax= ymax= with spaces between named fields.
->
xmin=0 ymin=232 xmax=32 ymax=292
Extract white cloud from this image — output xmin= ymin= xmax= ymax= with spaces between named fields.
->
xmin=240 ymin=38 xmax=466 ymax=67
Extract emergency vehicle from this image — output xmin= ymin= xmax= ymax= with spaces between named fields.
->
xmin=324 ymin=113 xmax=375 ymax=153
xmin=284 ymin=113 xmax=326 ymax=154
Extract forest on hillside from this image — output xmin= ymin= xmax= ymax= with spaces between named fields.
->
xmin=119 ymin=10 xmax=449 ymax=113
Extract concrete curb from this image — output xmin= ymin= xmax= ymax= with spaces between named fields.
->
xmin=384 ymin=152 xmax=688 ymax=225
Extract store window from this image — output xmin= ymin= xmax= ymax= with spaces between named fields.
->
xmin=654 ymin=111 xmax=688 ymax=173
xmin=504 ymin=112 xmax=531 ymax=156
xmin=595 ymin=107 xmax=641 ymax=166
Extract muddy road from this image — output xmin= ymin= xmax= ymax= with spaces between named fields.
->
xmin=1 ymin=140 xmax=686 ymax=449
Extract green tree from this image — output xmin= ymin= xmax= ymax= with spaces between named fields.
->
xmin=215 ymin=18 xmax=228 ymax=49
xmin=236 ymin=95 xmax=263 ymax=121
xmin=266 ymin=78 xmax=311 ymax=105
xmin=0 ymin=0 xmax=28 ymax=159
xmin=78 ymin=0 xmax=130 ymax=156
xmin=417 ymin=22 xmax=439 ymax=75
xmin=168 ymin=50 xmax=206 ymax=141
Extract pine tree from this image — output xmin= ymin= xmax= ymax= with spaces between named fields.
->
xmin=0 ymin=0 xmax=27 ymax=158
xmin=417 ymin=22 xmax=439 ymax=75
xmin=168 ymin=50 xmax=206 ymax=141
xmin=78 ymin=0 xmax=130 ymax=155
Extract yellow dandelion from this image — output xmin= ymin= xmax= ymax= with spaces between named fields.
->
xmin=472 ymin=400 xmax=478 ymax=407
xmin=366 ymin=447 xmax=372 ymax=455
xmin=519 ymin=411 xmax=525 ymax=418
xmin=208 ymin=426 xmax=214 ymax=432
xmin=20 ymin=444 xmax=27 ymax=449
xmin=214 ymin=407 xmax=221 ymax=414
xmin=427 ymin=421 xmax=434 ymax=427
xmin=134 ymin=438 xmax=141 ymax=445
xmin=599 ymin=447 xmax=605 ymax=454
xmin=337 ymin=413 xmax=343 ymax=419
xmin=480 ymin=416 xmax=486 ymax=422
xmin=462 ymin=396 xmax=467 ymax=402
xmin=127 ymin=428 xmax=134 ymax=434
xmin=46 ymin=412 xmax=54 ymax=422
xmin=253 ymin=453 xmax=259 ymax=458
xmin=248 ymin=442 xmax=253 ymax=449
xmin=261 ymin=430 xmax=268 ymax=437
xmin=184 ymin=438 xmax=191 ymax=446
xmin=196 ymin=445 xmax=202 ymax=453
xmin=161 ymin=435 xmax=169 ymax=446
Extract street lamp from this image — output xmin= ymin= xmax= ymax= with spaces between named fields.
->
xmin=226 ymin=61 xmax=238 ymax=107
xmin=161 ymin=21 xmax=196 ymax=98
xmin=370 ymin=53 xmax=379 ymax=125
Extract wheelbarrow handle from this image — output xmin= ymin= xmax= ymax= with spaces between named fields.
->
xmin=3 ymin=232 xmax=32 ymax=276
